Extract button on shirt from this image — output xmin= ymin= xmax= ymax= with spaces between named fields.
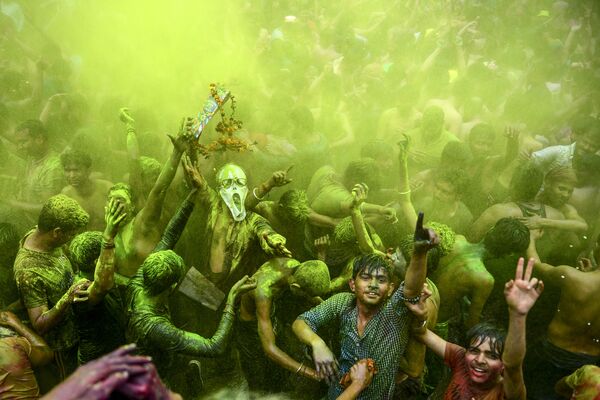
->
xmin=298 ymin=288 xmax=411 ymax=399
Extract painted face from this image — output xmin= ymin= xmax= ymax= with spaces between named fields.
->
xmin=350 ymin=267 xmax=393 ymax=308
xmin=107 ymin=189 xmax=135 ymax=222
xmin=63 ymin=163 xmax=90 ymax=188
xmin=464 ymin=338 xmax=504 ymax=385
xmin=545 ymin=181 xmax=574 ymax=207
xmin=216 ymin=164 xmax=248 ymax=222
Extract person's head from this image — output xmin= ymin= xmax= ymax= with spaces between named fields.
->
xmin=108 ymin=183 xmax=135 ymax=223
xmin=572 ymin=116 xmax=600 ymax=157
xmin=468 ymin=123 xmax=496 ymax=159
xmin=432 ymin=168 xmax=468 ymax=204
xmin=360 ymin=141 xmax=394 ymax=172
xmin=541 ymin=167 xmax=577 ymax=208
xmin=14 ymin=119 xmax=48 ymax=158
xmin=0 ymin=223 xmax=19 ymax=266
xmin=398 ymin=221 xmax=455 ymax=276
xmin=440 ymin=141 xmax=473 ymax=169
xmin=277 ymin=190 xmax=309 ymax=224
xmin=60 ymin=149 xmax=92 ymax=188
xmin=139 ymin=156 xmax=162 ymax=196
xmin=483 ymin=218 xmax=530 ymax=258
xmin=349 ymin=254 xmax=394 ymax=309
xmin=142 ymin=250 xmax=186 ymax=296
xmin=420 ymin=106 xmax=445 ymax=137
xmin=38 ymin=194 xmax=90 ymax=246
xmin=508 ymin=164 xmax=543 ymax=202
xmin=216 ymin=163 xmax=248 ymax=222
xmin=290 ymin=260 xmax=330 ymax=299
xmin=463 ymin=322 xmax=506 ymax=385
xmin=68 ymin=231 xmax=102 ymax=276
xmin=343 ymin=158 xmax=381 ymax=192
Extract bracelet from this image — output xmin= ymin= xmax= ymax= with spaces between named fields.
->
xmin=398 ymin=282 xmax=421 ymax=305
xmin=101 ymin=239 xmax=115 ymax=249
xmin=398 ymin=189 xmax=411 ymax=195
xmin=252 ymin=187 xmax=265 ymax=201
xmin=295 ymin=361 xmax=305 ymax=375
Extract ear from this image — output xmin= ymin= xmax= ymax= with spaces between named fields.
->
xmin=349 ymin=279 xmax=356 ymax=293
xmin=387 ymin=282 xmax=395 ymax=297
xmin=51 ymin=227 xmax=62 ymax=239
xmin=290 ymin=282 xmax=301 ymax=290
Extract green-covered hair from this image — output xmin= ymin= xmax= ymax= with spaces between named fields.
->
xmin=142 ymin=250 xmax=186 ymax=296
xmin=293 ymin=260 xmax=330 ymax=297
xmin=68 ymin=231 xmax=103 ymax=273
xmin=38 ymin=194 xmax=90 ymax=233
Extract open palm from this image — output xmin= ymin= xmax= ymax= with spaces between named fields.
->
xmin=504 ymin=257 xmax=544 ymax=316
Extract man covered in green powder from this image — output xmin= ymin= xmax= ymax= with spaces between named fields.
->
xmin=13 ymin=194 xmax=90 ymax=390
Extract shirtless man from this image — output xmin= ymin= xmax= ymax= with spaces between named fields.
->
xmin=236 ymin=257 xmax=330 ymax=396
xmin=469 ymin=164 xmax=565 ymax=243
xmin=524 ymin=230 xmax=600 ymax=400
xmin=60 ymin=149 xmax=113 ymax=231
xmin=109 ymin=118 xmax=194 ymax=278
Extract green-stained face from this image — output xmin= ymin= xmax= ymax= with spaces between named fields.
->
xmin=216 ymin=163 xmax=248 ymax=221
xmin=107 ymin=189 xmax=135 ymax=223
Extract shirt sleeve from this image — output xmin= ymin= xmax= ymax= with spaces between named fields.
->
xmin=297 ymin=293 xmax=352 ymax=332
xmin=444 ymin=342 xmax=465 ymax=369
xmin=153 ymin=197 xmax=196 ymax=252
xmin=15 ymin=269 xmax=48 ymax=309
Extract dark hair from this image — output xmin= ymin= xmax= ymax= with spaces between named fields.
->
xmin=483 ymin=217 xmax=530 ymax=257
xmin=68 ymin=231 xmax=102 ymax=273
xmin=38 ymin=194 xmax=90 ymax=233
xmin=60 ymin=148 xmax=92 ymax=169
xmin=441 ymin=141 xmax=472 ymax=167
xmin=464 ymin=322 xmax=506 ymax=357
xmin=469 ymin=123 xmax=496 ymax=143
xmin=352 ymin=253 xmax=390 ymax=279
xmin=434 ymin=168 xmax=469 ymax=194
xmin=509 ymin=164 xmax=543 ymax=202
xmin=16 ymin=119 xmax=47 ymax=139
xmin=294 ymin=260 xmax=331 ymax=297
xmin=343 ymin=158 xmax=381 ymax=192
xmin=142 ymin=250 xmax=186 ymax=296
xmin=278 ymin=190 xmax=309 ymax=224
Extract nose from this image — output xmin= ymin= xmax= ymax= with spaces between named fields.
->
xmin=369 ymin=277 xmax=379 ymax=288
xmin=475 ymin=353 xmax=486 ymax=364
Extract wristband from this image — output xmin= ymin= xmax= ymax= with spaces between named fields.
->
xmin=102 ymin=239 xmax=115 ymax=249
xmin=252 ymin=187 xmax=265 ymax=201
xmin=398 ymin=282 xmax=421 ymax=305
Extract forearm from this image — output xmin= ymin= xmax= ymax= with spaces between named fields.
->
xmin=293 ymin=319 xmax=325 ymax=348
xmin=33 ymin=298 xmax=70 ymax=334
xmin=246 ymin=181 xmax=272 ymax=210
xmin=264 ymin=342 xmax=318 ymax=380
xmin=403 ymin=252 xmax=427 ymax=298
xmin=153 ymin=190 xmax=197 ymax=252
xmin=350 ymin=208 xmax=376 ymax=254
xmin=179 ymin=304 xmax=236 ymax=357
xmin=7 ymin=320 xmax=48 ymax=349
xmin=503 ymin=311 xmax=527 ymax=369
xmin=126 ymin=126 xmax=140 ymax=161
xmin=308 ymin=211 xmax=338 ymax=228
xmin=337 ymin=382 xmax=366 ymax=400
xmin=91 ymin=244 xmax=116 ymax=296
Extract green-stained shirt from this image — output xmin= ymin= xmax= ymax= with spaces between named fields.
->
xmin=13 ymin=230 xmax=78 ymax=351
xmin=19 ymin=151 xmax=65 ymax=204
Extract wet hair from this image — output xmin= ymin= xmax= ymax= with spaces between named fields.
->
xmin=464 ymin=322 xmax=506 ymax=357
xmin=483 ymin=217 xmax=530 ymax=257
xmin=343 ymin=158 xmax=381 ymax=192
xmin=545 ymin=166 xmax=577 ymax=186
xmin=142 ymin=250 xmax=186 ymax=296
xmin=352 ymin=253 xmax=391 ymax=280
xmin=360 ymin=141 xmax=392 ymax=160
xmin=509 ymin=164 xmax=543 ymax=202
xmin=440 ymin=141 xmax=472 ymax=167
xmin=38 ymin=194 xmax=90 ymax=233
xmin=278 ymin=190 xmax=309 ymax=224
xmin=68 ymin=231 xmax=102 ymax=273
xmin=15 ymin=119 xmax=47 ymax=139
xmin=434 ymin=168 xmax=469 ymax=194
xmin=109 ymin=183 xmax=135 ymax=205
xmin=469 ymin=123 xmax=496 ymax=143
xmin=60 ymin=148 xmax=92 ymax=169
xmin=293 ymin=260 xmax=331 ymax=297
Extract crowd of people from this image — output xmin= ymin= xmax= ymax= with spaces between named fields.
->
xmin=1 ymin=0 xmax=600 ymax=399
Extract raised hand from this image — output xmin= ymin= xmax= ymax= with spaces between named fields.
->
xmin=350 ymin=183 xmax=369 ymax=209
xmin=228 ymin=275 xmax=258 ymax=302
xmin=103 ymin=198 xmax=128 ymax=240
xmin=504 ymin=125 xmax=520 ymax=141
xmin=268 ymin=165 xmax=293 ymax=188
xmin=119 ymin=107 xmax=135 ymax=125
xmin=168 ymin=117 xmax=195 ymax=153
xmin=182 ymin=155 xmax=206 ymax=190
xmin=413 ymin=212 xmax=439 ymax=254
xmin=262 ymin=232 xmax=293 ymax=258
xmin=504 ymin=257 xmax=544 ymax=316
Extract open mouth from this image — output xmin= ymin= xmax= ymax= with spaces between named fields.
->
xmin=469 ymin=365 xmax=488 ymax=380
xmin=233 ymin=193 xmax=242 ymax=210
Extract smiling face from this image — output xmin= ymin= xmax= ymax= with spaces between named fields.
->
xmin=350 ymin=266 xmax=394 ymax=309
xmin=545 ymin=180 xmax=574 ymax=208
xmin=464 ymin=337 xmax=504 ymax=385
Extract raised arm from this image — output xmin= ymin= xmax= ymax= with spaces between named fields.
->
xmin=403 ymin=212 xmax=439 ymax=298
xmin=87 ymin=199 xmax=128 ymax=305
xmin=502 ymin=257 xmax=544 ymax=400
xmin=526 ymin=230 xmax=571 ymax=285
xmin=397 ymin=136 xmax=417 ymax=231
xmin=136 ymin=118 xmax=194 ymax=233
xmin=348 ymin=183 xmax=384 ymax=256
xmin=245 ymin=166 xmax=293 ymax=210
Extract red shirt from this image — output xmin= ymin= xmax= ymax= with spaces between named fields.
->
xmin=444 ymin=342 xmax=505 ymax=400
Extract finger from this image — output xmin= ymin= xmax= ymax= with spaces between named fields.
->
xmin=536 ymin=280 xmax=544 ymax=295
xmin=286 ymin=165 xmax=294 ymax=173
xmin=524 ymin=257 xmax=535 ymax=281
xmin=91 ymin=371 xmax=129 ymax=397
xmin=115 ymin=213 xmax=127 ymax=224
xmin=109 ymin=344 xmax=138 ymax=358
xmin=515 ymin=257 xmax=524 ymax=281
xmin=528 ymin=277 xmax=539 ymax=290
xmin=416 ymin=212 xmax=424 ymax=232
